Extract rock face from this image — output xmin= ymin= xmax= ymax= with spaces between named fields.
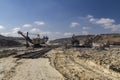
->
xmin=0 ymin=35 xmax=22 ymax=47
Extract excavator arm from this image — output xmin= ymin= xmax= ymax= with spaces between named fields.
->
xmin=18 ymin=31 xmax=33 ymax=44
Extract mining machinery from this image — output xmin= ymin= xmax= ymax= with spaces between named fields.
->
xmin=71 ymin=34 xmax=110 ymax=49
xmin=71 ymin=34 xmax=92 ymax=47
xmin=92 ymin=35 xmax=110 ymax=49
xmin=83 ymin=37 xmax=93 ymax=48
xmin=18 ymin=31 xmax=48 ymax=48
xmin=71 ymin=34 xmax=80 ymax=47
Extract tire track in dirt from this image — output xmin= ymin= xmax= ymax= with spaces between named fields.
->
xmin=47 ymin=49 xmax=120 ymax=80
xmin=1 ymin=59 xmax=22 ymax=80
xmin=9 ymin=58 xmax=64 ymax=80
xmin=1 ymin=47 xmax=64 ymax=80
xmin=70 ymin=56 xmax=120 ymax=80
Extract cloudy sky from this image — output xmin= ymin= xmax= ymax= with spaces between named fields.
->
xmin=0 ymin=0 xmax=120 ymax=40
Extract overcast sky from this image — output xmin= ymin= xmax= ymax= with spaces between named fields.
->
xmin=0 ymin=0 xmax=120 ymax=39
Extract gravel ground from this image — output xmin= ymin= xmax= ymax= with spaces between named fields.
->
xmin=46 ymin=47 xmax=120 ymax=80
xmin=1 ymin=47 xmax=120 ymax=80
xmin=0 ymin=50 xmax=64 ymax=80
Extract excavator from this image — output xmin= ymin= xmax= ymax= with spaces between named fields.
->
xmin=71 ymin=34 xmax=93 ymax=48
xmin=71 ymin=34 xmax=93 ymax=47
xmin=90 ymin=35 xmax=110 ymax=50
xmin=18 ymin=31 xmax=48 ymax=48
xmin=83 ymin=37 xmax=93 ymax=48
xmin=71 ymin=34 xmax=110 ymax=49
xmin=71 ymin=34 xmax=80 ymax=47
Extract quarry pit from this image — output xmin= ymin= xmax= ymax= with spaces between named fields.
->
xmin=0 ymin=46 xmax=120 ymax=80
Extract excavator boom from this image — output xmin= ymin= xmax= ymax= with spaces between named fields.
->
xmin=18 ymin=31 xmax=33 ymax=44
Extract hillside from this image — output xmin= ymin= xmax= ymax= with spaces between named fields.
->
xmin=0 ymin=35 xmax=23 ymax=47
xmin=50 ymin=33 xmax=120 ymax=45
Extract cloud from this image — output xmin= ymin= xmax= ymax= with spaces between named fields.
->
xmin=23 ymin=24 xmax=32 ymax=28
xmin=64 ymin=32 xmax=73 ymax=36
xmin=54 ymin=32 xmax=61 ymax=34
xmin=1 ymin=32 xmax=21 ymax=37
xmin=82 ymin=31 xmax=89 ymax=35
xmin=0 ymin=27 xmax=21 ymax=37
xmin=1 ymin=27 xmax=51 ymax=37
xmin=0 ymin=25 xmax=5 ymax=29
xmin=87 ymin=15 xmax=120 ymax=31
xmin=12 ymin=27 xmax=21 ymax=33
xmin=30 ymin=28 xmax=40 ymax=33
xmin=82 ymin=26 xmax=89 ymax=35
xmin=1 ymin=32 xmax=10 ymax=36
xmin=87 ymin=15 xmax=93 ymax=18
xmin=34 ymin=21 xmax=45 ymax=26
xmin=70 ymin=22 xmax=79 ymax=28
xmin=82 ymin=26 xmax=89 ymax=30
xmin=30 ymin=28 xmax=51 ymax=35
xmin=96 ymin=18 xmax=115 ymax=24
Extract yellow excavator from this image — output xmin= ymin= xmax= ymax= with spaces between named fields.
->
xmin=18 ymin=31 xmax=48 ymax=48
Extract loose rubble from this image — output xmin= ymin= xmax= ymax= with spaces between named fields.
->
xmin=46 ymin=47 xmax=120 ymax=80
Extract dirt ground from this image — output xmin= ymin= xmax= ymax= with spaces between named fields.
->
xmin=0 ymin=47 xmax=120 ymax=80
xmin=0 ymin=50 xmax=64 ymax=80
xmin=46 ymin=47 xmax=120 ymax=80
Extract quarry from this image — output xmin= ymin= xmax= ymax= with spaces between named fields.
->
xmin=0 ymin=33 xmax=120 ymax=80
xmin=1 ymin=0 xmax=120 ymax=80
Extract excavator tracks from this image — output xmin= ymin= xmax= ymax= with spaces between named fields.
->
xmin=15 ymin=45 xmax=59 ymax=59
